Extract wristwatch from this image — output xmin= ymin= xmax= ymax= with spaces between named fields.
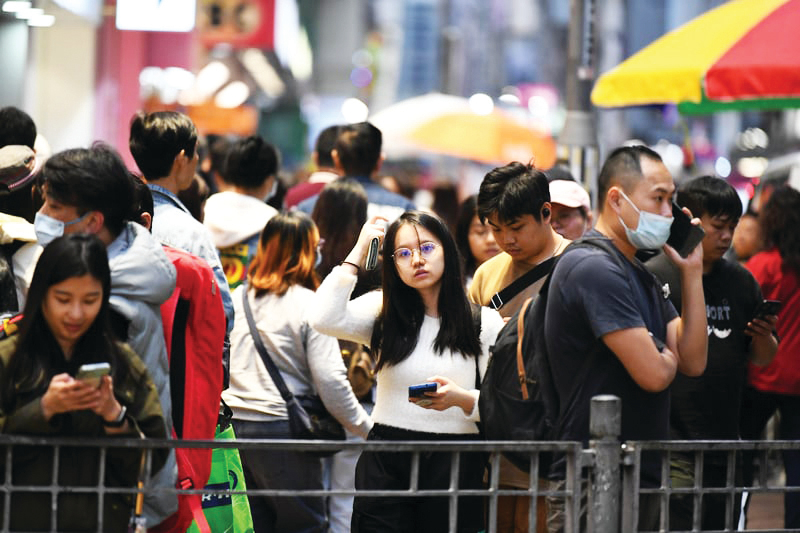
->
xmin=102 ymin=404 xmax=127 ymax=428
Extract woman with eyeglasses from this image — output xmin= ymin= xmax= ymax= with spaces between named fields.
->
xmin=310 ymin=211 xmax=505 ymax=533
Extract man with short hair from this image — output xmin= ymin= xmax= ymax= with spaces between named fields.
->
xmin=469 ymin=161 xmax=569 ymax=318
xmin=129 ymin=110 xmax=233 ymax=331
xmin=203 ymin=135 xmax=279 ymax=289
xmin=296 ymin=122 xmax=415 ymax=221
xmin=284 ymin=125 xmax=341 ymax=209
xmin=36 ymin=144 xmax=179 ymax=527
xmin=0 ymin=106 xmax=37 ymax=150
xmin=646 ymin=175 xmax=777 ymax=530
xmin=548 ymin=179 xmax=592 ymax=240
xmin=467 ymin=161 xmax=568 ymax=533
xmin=545 ymin=145 xmax=708 ymax=531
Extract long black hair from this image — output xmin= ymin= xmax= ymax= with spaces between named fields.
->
xmin=1 ymin=234 xmax=127 ymax=412
xmin=371 ymin=211 xmax=481 ymax=371
xmin=455 ymin=195 xmax=480 ymax=278
xmin=312 ymin=178 xmax=368 ymax=278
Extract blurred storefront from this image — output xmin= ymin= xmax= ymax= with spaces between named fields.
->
xmin=0 ymin=0 xmax=797 ymax=190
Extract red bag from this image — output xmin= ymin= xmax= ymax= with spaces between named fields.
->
xmin=152 ymin=246 xmax=226 ymax=533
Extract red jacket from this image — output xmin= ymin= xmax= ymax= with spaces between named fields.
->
xmin=746 ymin=247 xmax=800 ymax=395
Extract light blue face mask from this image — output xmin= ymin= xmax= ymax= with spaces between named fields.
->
xmin=34 ymin=211 xmax=90 ymax=247
xmin=617 ymin=190 xmax=673 ymax=250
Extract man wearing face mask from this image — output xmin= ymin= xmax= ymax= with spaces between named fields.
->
xmin=543 ymin=145 xmax=708 ymax=532
xmin=34 ymin=144 xmax=179 ymax=529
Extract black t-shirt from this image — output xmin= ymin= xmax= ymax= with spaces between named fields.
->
xmin=545 ymin=232 xmax=677 ymax=485
xmin=647 ymin=254 xmax=762 ymax=443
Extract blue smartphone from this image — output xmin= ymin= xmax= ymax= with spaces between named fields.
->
xmin=408 ymin=382 xmax=437 ymax=398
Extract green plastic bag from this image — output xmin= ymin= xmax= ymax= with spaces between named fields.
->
xmin=187 ymin=423 xmax=254 ymax=533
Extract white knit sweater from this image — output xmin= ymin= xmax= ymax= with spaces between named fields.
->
xmin=309 ymin=266 xmax=505 ymax=435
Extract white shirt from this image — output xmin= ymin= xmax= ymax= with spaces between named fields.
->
xmin=309 ymin=266 xmax=504 ymax=434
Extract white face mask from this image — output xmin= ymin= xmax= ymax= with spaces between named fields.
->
xmin=34 ymin=211 xmax=90 ymax=247
xmin=617 ymin=190 xmax=673 ymax=250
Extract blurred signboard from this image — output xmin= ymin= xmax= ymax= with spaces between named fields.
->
xmin=198 ymin=0 xmax=275 ymax=49
xmin=186 ymin=102 xmax=259 ymax=136
xmin=116 ymin=0 xmax=196 ymax=32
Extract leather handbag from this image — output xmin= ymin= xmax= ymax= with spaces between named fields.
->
xmin=339 ymin=340 xmax=375 ymax=400
xmin=240 ymin=287 xmax=345 ymax=447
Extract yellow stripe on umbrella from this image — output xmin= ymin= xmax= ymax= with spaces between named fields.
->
xmin=591 ymin=0 xmax=789 ymax=108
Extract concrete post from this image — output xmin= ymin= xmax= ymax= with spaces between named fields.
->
xmin=590 ymin=394 xmax=621 ymax=533
xmin=560 ymin=0 xmax=599 ymax=196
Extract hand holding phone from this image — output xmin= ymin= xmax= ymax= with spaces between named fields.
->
xmin=75 ymin=362 xmax=111 ymax=389
xmin=408 ymin=382 xmax=437 ymax=407
xmin=666 ymin=203 xmax=705 ymax=258
xmin=752 ymin=299 xmax=782 ymax=321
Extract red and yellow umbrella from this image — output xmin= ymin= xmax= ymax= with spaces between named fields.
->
xmin=591 ymin=0 xmax=800 ymax=114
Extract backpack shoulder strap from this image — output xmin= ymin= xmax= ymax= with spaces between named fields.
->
xmin=515 ymin=297 xmax=534 ymax=400
xmin=568 ymin=236 xmax=640 ymax=303
xmin=490 ymin=256 xmax=555 ymax=310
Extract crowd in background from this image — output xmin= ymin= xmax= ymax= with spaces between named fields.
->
xmin=0 ymin=103 xmax=798 ymax=532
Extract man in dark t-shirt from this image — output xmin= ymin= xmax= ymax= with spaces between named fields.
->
xmin=646 ymin=176 xmax=777 ymax=530
xmin=544 ymin=146 xmax=708 ymax=532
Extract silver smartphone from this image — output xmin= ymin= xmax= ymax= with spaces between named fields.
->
xmin=365 ymin=237 xmax=380 ymax=271
xmin=75 ymin=362 xmax=111 ymax=388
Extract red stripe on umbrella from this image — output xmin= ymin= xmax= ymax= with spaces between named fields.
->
xmin=706 ymin=0 xmax=800 ymax=100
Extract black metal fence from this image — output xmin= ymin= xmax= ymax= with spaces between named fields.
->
xmin=1 ymin=395 xmax=797 ymax=533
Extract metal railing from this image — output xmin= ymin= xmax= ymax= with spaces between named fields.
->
xmin=0 ymin=395 xmax=796 ymax=533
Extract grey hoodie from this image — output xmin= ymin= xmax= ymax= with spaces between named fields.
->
xmin=108 ymin=221 xmax=178 ymax=526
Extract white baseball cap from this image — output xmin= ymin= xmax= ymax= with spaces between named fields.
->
xmin=549 ymin=180 xmax=590 ymax=211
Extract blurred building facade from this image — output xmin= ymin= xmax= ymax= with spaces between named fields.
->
xmin=0 ymin=0 xmax=792 ymax=180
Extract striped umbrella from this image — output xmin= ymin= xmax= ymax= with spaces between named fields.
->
xmin=591 ymin=0 xmax=800 ymax=114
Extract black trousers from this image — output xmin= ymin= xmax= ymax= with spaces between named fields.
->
xmin=668 ymin=453 xmax=742 ymax=531
xmin=232 ymin=419 xmax=326 ymax=533
xmin=351 ymin=424 xmax=487 ymax=533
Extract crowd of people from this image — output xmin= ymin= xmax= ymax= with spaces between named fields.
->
xmin=0 ymin=103 xmax=797 ymax=533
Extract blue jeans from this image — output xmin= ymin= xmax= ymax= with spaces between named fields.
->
xmin=232 ymin=419 xmax=326 ymax=533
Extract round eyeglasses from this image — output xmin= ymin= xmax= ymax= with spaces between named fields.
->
xmin=392 ymin=241 xmax=439 ymax=265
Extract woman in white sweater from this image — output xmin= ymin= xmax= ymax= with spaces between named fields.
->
xmin=309 ymin=211 xmax=504 ymax=533
xmin=222 ymin=212 xmax=372 ymax=533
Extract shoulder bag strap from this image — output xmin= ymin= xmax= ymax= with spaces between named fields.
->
xmin=490 ymin=256 xmax=555 ymax=310
xmin=516 ymin=297 xmax=534 ymax=400
xmin=240 ymin=285 xmax=295 ymax=404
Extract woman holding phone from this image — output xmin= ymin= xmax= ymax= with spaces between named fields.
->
xmin=0 ymin=234 xmax=167 ymax=532
xmin=310 ymin=211 xmax=505 ymax=533
xmin=741 ymin=185 xmax=800 ymax=528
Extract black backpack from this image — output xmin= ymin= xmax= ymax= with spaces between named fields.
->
xmin=478 ymin=237 xmax=628 ymax=470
